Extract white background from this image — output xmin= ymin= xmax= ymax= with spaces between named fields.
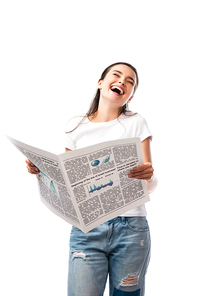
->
xmin=1 ymin=1 xmax=198 ymax=295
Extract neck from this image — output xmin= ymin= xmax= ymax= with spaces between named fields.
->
xmin=89 ymin=100 xmax=121 ymax=123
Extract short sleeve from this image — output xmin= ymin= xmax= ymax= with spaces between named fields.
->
xmin=65 ymin=117 xmax=78 ymax=151
xmin=136 ymin=114 xmax=152 ymax=142
xmin=65 ymin=132 xmax=75 ymax=151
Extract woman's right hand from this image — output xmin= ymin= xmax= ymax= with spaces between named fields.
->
xmin=26 ymin=159 xmax=40 ymax=175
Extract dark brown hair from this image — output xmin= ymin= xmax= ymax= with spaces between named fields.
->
xmin=66 ymin=62 xmax=139 ymax=132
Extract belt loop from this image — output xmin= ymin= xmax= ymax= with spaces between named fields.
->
xmin=121 ymin=217 xmax=126 ymax=225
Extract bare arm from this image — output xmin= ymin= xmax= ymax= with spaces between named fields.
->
xmin=128 ymin=137 xmax=157 ymax=193
xmin=128 ymin=137 xmax=154 ymax=180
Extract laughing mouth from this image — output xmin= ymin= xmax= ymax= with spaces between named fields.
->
xmin=110 ymin=85 xmax=124 ymax=95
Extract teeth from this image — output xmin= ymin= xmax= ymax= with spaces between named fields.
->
xmin=111 ymin=86 xmax=123 ymax=95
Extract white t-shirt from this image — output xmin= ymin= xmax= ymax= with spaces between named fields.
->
xmin=65 ymin=112 xmax=152 ymax=216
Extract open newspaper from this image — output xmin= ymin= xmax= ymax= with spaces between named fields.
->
xmin=7 ymin=136 xmax=150 ymax=233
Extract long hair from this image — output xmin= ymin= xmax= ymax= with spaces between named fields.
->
xmin=66 ymin=62 xmax=139 ymax=133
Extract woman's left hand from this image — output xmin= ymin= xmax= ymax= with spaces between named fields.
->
xmin=128 ymin=162 xmax=154 ymax=180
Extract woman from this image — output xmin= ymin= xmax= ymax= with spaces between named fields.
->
xmin=26 ymin=62 xmax=157 ymax=296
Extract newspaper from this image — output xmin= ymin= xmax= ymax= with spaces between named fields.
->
xmin=7 ymin=136 xmax=150 ymax=233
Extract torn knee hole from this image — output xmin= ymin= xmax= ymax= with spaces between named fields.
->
xmin=72 ymin=251 xmax=86 ymax=260
xmin=120 ymin=274 xmax=138 ymax=287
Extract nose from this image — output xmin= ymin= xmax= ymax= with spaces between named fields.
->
xmin=119 ymin=80 xmax=125 ymax=86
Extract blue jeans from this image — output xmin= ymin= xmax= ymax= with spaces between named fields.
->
xmin=68 ymin=217 xmax=151 ymax=296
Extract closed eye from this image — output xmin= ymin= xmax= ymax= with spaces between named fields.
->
xmin=112 ymin=72 xmax=134 ymax=86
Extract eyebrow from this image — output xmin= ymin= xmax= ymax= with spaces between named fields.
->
xmin=113 ymin=70 xmax=135 ymax=83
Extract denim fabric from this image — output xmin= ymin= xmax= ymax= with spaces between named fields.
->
xmin=68 ymin=217 xmax=151 ymax=296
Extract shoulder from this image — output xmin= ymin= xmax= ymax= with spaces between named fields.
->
xmin=120 ymin=111 xmax=152 ymax=141
xmin=134 ymin=113 xmax=149 ymax=126
xmin=65 ymin=114 xmax=87 ymax=132
xmin=119 ymin=111 xmax=147 ymax=125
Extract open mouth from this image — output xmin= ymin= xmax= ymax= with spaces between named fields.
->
xmin=110 ymin=85 xmax=124 ymax=95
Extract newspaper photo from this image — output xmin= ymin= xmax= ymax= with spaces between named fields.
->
xmin=7 ymin=136 xmax=150 ymax=233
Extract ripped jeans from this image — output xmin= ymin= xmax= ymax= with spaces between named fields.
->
xmin=68 ymin=217 xmax=151 ymax=296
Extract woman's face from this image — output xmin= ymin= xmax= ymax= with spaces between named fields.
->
xmin=98 ymin=64 xmax=137 ymax=107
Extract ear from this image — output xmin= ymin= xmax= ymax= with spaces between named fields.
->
xmin=127 ymin=96 xmax=133 ymax=103
xmin=98 ymin=79 xmax=103 ymax=89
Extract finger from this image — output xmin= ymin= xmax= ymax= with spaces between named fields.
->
xmin=131 ymin=172 xmax=153 ymax=180
xmin=128 ymin=166 xmax=154 ymax=180
xmin=27 ymin=165 xmax=40 ymax=174
xmin=27 ymin=168 xmax=40 ymax=174
xmin=129 ymin=170 xmax=153 ymax=178
xmin=26 ymin=159 xmax=35 ymax=167
xmin=26 ymin=159 xmax=39 ymax=171
xmin=130 ymin=162 xmax=152 ymax=173
xmin=27 ymin=167 xmax=34 ymax=174
xmin=129 ymin=166 xmax=153 ymax=177
xmin=130 ymin=167 xmax=154 ymax=176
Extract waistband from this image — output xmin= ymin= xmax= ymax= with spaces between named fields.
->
xmin=107 ymin=217 xmax=127 ymax=224
xmin=107 ymin=216 xmax=146 ymax=224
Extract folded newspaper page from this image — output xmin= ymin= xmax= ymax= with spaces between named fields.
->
xmin=7 ymin=136 xmax=150 ymax=233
